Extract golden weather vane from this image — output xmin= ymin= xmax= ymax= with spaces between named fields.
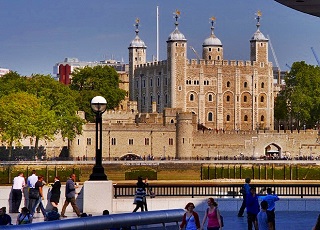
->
xmin=210 ymin=16 xmax=216 ymax=22
xmin=256 ymin=10 xmax=262 ymax=17
xmin=175 ymin=9 xmax=181 ymax=16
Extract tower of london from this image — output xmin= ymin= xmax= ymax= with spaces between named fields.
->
xmin=129 ymin=11 xmax=274 ymax=131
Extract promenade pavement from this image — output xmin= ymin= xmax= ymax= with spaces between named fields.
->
xmin=7 ymin=210 xmax=319 ymax=229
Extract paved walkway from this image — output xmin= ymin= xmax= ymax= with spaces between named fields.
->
xmin=7 ymin=210 xmax=319 ymax=229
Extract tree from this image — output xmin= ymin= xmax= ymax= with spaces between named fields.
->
xmin=0 ymin=92 xmax=47 ymax=159
xmin=0 ymin=73 xmax=85 ymax=157
xmin=70 ymin=65 xmax=126 ymax=122
xmin=278 ymin=61 xmax=320 ymax=130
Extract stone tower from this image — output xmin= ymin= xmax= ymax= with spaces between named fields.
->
xmin=202 ymin=17 xmax=223 ymax=61
xmin=176 ymin=112 xmax=194 ymax=159
xmin=166 ymin=10 xmax=187 ymax=110
xmin=250 ymin=11 xmax=268 ymax=63
xmin=128 ymin=18 xmax=147 ymax=101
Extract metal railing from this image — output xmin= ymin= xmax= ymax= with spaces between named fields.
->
xmin=2 ymin=209 xmax=184 ymax=230
xmin=114 ymin=183 xmax=320 ymax=198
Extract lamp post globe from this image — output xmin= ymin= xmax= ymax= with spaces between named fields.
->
xmin=89 ymin=96 xmax=108 ymax=181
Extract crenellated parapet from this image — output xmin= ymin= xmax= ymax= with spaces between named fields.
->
xmin=187 ymin=59 xmax=272 ymax=68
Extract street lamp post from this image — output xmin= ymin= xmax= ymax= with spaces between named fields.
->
xmin=89 ymin=96 xmax=108 ymax=181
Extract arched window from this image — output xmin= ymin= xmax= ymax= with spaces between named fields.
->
xmin=261 ymin=96 xmax=264 ymax=102
xmin=261 ymin=82 xmax=264 ymax=88
xmin=190 ymin=94 xmax=194 ymax=101
xmin=244 ymin=82 xmax=247 ymax=88
xmin=209 ymin=55 xmax=212 ymax=60
xmin=227 ymin=115 xmax=230 ymax=121
xmin=208 ymin=112 xmax=213 ymax=121
xmin=217 ymin=56 xmax=220 ymax=60
xmin=244 ymin=96 xmax=247 ymax=102
xmin=261 ymin=115 xmax=265 ymax=122
xmin=244 ymin=115 xmax=248 ymax=121
xmin=227 ymin=81 xmax=230 ymax=87
xmin=226 ymin=95 xmax=230 ymax=102
xmin=208 ymin=94 xmax=213 ymax=102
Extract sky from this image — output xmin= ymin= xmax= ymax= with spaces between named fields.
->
xmin=0 ymin=0 xmax=319 ymax=76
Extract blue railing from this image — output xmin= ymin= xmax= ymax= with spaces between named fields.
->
xmin=114 ymin=183 xmax=320 ymax=198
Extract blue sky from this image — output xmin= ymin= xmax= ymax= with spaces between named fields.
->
xmin=0 ymin=0 xmax=319 ymax=76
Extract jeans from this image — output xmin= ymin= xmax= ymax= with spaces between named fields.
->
xmin=61 ymin=197 xmax=81 ymax=217
xmin=31 ymin=197 xmax=46 ymax=217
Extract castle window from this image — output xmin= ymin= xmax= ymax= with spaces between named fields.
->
xmin=157 ymin=77 xmax=160 ymax=86
xmin=217 ymin=56 xmax=220 ymax=60
xmin=196 ymin=80 xmax=199 ymax=85
xmin=188 ymin=80 xmax=191 ymax=84
xmin=218 ymin=48 xmax=220 ymax=51
xmin=165 ymin=78 xmax=168 ymax=86
xmin=194 ymin=80 xmax=197 ymax=85
xmin=261 ymin=96 xmax=264 ymax=103
xmin=87 ymin=138 xmax=91 ymax=145
xmin=209 ymin=55 xmax=212 ymax=60
xmin=129 ymin=139 xmax=134 ymax=145
xmin=111 ymin=138 xmax=116 ymax=145
xmin=170 ymin=119 xmax=174 ymax=123
xmin=260 ymin=62 xmax=264 ymax=68
xmin=165 ymin=94 xmax=168 ymax=103
xmin=208 ymin=94 xmax=213 ymax=102
xmin=244 ymin=115 xmax=248 ymax=121
xmin=145 ymin=138 xmax=149 ymax=145
xmin=169 ymin=138 xmax=174 ymax=145
xmin=260 ymin=43 xmax=264 ymax=47
xmin=143 ymin=80 xmax=145 ymax=88
xmin=135 ymin=57 xmax=138 ymax=61
xmin=227 ymin=115 xmax=230 ymax=121
xmin=186 ymin=80 xmax=188 ymax=85
xmin=261 ymin=115 xmax=265 ymax=122
xmin=208 ymin=112 xmax=213 ymax=121
xmin=150 ymin=79 xmax=153 ymax=87
xmin=178 ymin=86 xmax=182 ymax=91
xmin=190 ymin=94 xmax=194 ymax=101
xmin=157 ymin=95 xmax=160 ymax=104
xmin=227 ymin=81 xmax=230 ymax=87
xmin=176 ymin=43 xmax=178 ymax=46
xmin=261 ymin=82 xmax=264 ymax=88
xmin=244 ymin=96 xmax=247 ymax=102
xmin=244 ymin=82 xmax=247 ymax=88
xmin=136 ymin=81 xmax=139 ymax=88
xmin=226 ymin=95 xmax=230 ymax=102
xmin=150 ymin=96 xmax=153 ymax=104
xmin=143 ymin=97 xmax=146 ymax=105
xmin=209 ymin=48 xmax=211 ymax=51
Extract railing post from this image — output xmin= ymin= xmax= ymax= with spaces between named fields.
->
xmin=192 ymin=186 xmax=194 ymax=198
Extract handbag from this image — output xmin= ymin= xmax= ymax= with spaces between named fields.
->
xmin=29 ymin=188 xmax=39 ymax=199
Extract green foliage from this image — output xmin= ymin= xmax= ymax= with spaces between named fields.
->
xmin=277 ymin=61 xmax=320 ymax=128
xmin=70 ymin=65 xmax=126 ymax=122
xmin=0 ymin=73 xmax=85 ymax=157
xmin=125 ymin=168 xmax=157 ymax=180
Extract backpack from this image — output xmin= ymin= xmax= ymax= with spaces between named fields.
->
xmin=207 ymin=208 xmax=224 ymax=227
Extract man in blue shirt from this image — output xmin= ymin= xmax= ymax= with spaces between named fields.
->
xmin=262 ymin=188 xmax=279 ymax=229
xmin=246 ymin=186 xmax=260 ymax=230
xmin=238 ymin=177 xmax=251 ymax=217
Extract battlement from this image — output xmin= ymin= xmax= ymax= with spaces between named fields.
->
xmin=135 ymin=60 xmax=167 ymax=69
xmin=188 ymin=59 xmax=253 ymax=67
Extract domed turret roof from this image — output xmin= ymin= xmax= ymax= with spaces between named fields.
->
xmin=129 ymin=35 xmax=146 ymax=48
xmin=203 ymin=17 xmax=222 ymax=47
xmin=167 ymin=10 xmax=187 ymax=42
xmin=250 ymin=10 xmax=268 ymax=41
xmin=128 ymin=18 xmax=147 ymax=48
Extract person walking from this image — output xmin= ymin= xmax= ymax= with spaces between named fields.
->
xmin=11 ymin=172 xmax=26 ymax=213
xmin=257 ymin=201 xmax=273 ymax=230
xmin=61 ymin=174 xmax=81 ymax=218
xmin=136 ymin=176 xmax=150 ymax=211
xmin=30 ymin=175 xmax=46 ymax=218
xmin=27 ymin=170 xmax=38 ymax=211
xmin=132 ymin=185 xmax=146 ymax=212
xmin=262 ymin=188 xmax=279 ymax=229
xmin=50 ymin=176 xmax=61 ymax=208
xmin=180 ymin=202 xmax=200 ymax=230
xmin=0 ymin=207 xmax=12 ymax=225
xmin=238 ymin=177 xmax=251 ymax=217
xmin=246 ymin=186 xmax=260 ymax=230
xmin=201 ymin=198 xmax=223 ymax=230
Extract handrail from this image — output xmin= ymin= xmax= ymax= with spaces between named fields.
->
xmin=2 ymin=209 xmax=185 ymax=230
xmin=114 ymin=183 xmax=320 ymax=199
